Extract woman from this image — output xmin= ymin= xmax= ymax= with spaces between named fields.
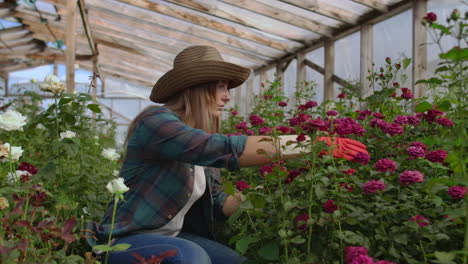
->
xmin=92 ymin=46 xmax=367 ymax=264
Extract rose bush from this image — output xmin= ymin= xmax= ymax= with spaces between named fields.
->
xmin=219 ymin=10 xmax=466 ymax=263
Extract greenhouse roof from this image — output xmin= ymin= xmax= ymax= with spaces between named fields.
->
xmin=0 ymin=0 xmax=412 ymax=89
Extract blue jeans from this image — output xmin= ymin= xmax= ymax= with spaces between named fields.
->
xmin=107 ymin=232 xmax=247 ymax=264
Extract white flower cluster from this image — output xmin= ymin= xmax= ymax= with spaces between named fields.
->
xmin=0 ymin=110 xmax=27 ymax=131
xmin=101 ymin=148 xmax=120 ymax=161
xmin=106 ymin=177 xmax=129 ymax=194
xmin=60 ymin=130 xmax=76 ymax=140
xmin=39 ymin=74 xmax=65 ymax=95
xmin=1 ymin=143 xmax=23 ymax=162
xmin=7 ymin=170 xmax=30 ymax=185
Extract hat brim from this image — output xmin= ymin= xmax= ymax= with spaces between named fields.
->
xmin=150 ymin=60 xmax=251 ymax=103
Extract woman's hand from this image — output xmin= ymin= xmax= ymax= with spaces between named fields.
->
xmin=316 ymin=137 xmax=368 ymax=161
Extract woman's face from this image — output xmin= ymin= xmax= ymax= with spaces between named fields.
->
xmin=214 ymin=81 xmax=231 ymax=117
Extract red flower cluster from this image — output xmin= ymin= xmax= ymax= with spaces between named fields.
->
xmin=18 ymin=162 xmax=38 ymax=175
xmin=425 ymin=150 xmax=447 ymax=163
xmin=235 ymin=180 xmax=250 ymax=192
xmin=352 ymin=152 xmax=370 ymax=165
xmin=374 ymin=159 xmax=397 ymax=173
xmin=323 ymin=199 xmax=338 ymax=213
xmin=424 ymin=12 xmax=437 ymax=23
xmin=410 ymin=215 xmax=430 ymax=227
xmin=401 ymin=88 xmax=414 ymax=99
xmin=249 ymin=114 xmax=264 ymax=126
xmin=447 ymin=185 xmax=466 ymax=199
xmin=294 ymin=213 xmax=309 ymax=230
xmin=345 ymin=246 xmax=396 ymax=264
xmin=399 ymin=170 xmax=424 ymax=185
xmin=362 ymin=180 xmax=386 ymax=194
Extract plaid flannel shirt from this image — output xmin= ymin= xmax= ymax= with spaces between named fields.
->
xmin=94 ymin=106 xmax=247 ymax=241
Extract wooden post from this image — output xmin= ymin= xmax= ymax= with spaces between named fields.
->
xmin=324 ymin=38 xmax=335 ymax=101
xmin=65 ymin=0 xmax=77 ymax=93
xmin=276 ymin=61 xmax=284 ymax=91
xmin=245 ymin=77 xmax=254 ymax=114
xmin=296 ymin=51 xmax=306 ymax=105
xmin=360 ymin=23 xmax=374 ymax=99
xmin=413 ymin=0 xmax=427 ymax=98
xmin=259 ymin=70 xmax=268 ymax=94
xmin=4 ymin=75 xmax=8 ymax=97
xmin=53 ymin=61 xmax=58 ymax=76
xmin=235 ymin=81 xmax=242 ymax=111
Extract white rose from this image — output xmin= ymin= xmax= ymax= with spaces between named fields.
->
xmin=101 ymin=148 xmax=120 ymax=161
xmin=60 ymin=130 xmax=76 ymax=140
xmin=113 ymin=170 xmax=119 ymax=176
xmin=7 ymin=170 xmax=30 ymax=185
xmin=0 ymin=110 xmax=27 ymax=131
xmin=2 ymin=143 xmax=23 ymax=162
xmin=106 ymin=177 xmax=129 ymax=194
xmin=39 ymin=74 xmax=65 ymax=95
xmin=44 ymin=74 xmax=60 ymax=83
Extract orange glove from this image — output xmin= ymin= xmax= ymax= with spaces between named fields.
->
xmin=316 ymin=137 xmax=368 ymax=161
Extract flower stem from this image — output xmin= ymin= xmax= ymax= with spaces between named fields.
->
xmin=419 ymin=240 xmax=427 ymax=264
xmin=105 ymin=195 xmax=119 ymax=264
xmin=463 ymin=194 xmax=468 ymax=264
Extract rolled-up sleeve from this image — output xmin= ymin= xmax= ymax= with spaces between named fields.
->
xmin=135 ymin=109 xmax=247 ymax=171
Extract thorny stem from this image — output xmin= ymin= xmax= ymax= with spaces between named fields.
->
xmin=105 ymin=195 xmax=120 ymax=264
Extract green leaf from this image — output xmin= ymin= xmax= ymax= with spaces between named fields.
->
xmin=394 ymin=233 xmax=408 ymax=245
xmin=257 ymin=241 xmax=279 ymax=260
xmin=235 ymin=235 xmax=259 ymax=255
xmin=435 ymin=66 xmax=450 ymax=74
xmin=59 ymin=97 xmax=74 ymax=105
xmin=247 ymin=193 xmax=266 ymax=208
xmin=403 ymin=58 xmax=412 ymax=69
xmin=440 ymin=47 xmax=468 ymax=61
xmin=87 ymin=104 xmax=102 ymax=113
xmin=430 ymin=23 xmax=451 ymax=34
xmin=314 ymin=184 xmax=326 ymax=199
xmin=436 ymin=100 xmax=451 ymax=111
xmin=112 ymin=243 xmax=131 ymax=251
xmin=290 ymin=235 xmax=306 ymax=244
xmin=434 ymin=251 xmax=456 ymax=264
xmin=416 ymin=77 xmax=443 ymax=85
xmin=223 ymin=181 xmax=235 ymax=195
xmin=415 ymin=101 xmax=432 ymax=113
xmin=92 ymin=245 xmax=113 ymax=252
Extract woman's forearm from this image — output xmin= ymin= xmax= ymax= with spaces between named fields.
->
xmin=238 ymin=136 xmax=303 ymax=167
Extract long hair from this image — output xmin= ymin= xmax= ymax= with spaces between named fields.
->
xmin=124 ymin=82 xmax=220 ymax=146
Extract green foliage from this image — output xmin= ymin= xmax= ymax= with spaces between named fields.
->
xmin=219 ymin=10 xmax=466 ymax=263
xmin=0 ymin=83 xmax=120 ymax=262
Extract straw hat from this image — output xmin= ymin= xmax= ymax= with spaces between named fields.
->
xmin=150 ymin=46 xmax=251 ymax=103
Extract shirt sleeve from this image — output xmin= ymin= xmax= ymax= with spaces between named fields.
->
xmin=210 ymin=168 xmax=229 ymax=220
xmin=134 ymin=108 xmax=247 ymax=171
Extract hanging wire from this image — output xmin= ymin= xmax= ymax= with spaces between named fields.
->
xmin=29 ymin=0 xmax=64 ymax=53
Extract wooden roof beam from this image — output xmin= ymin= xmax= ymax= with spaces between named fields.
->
xmin=84 ymin=0 xmax=286 ymax=58
xmin=0 ymin=53 xmax=95 ymax=61
xmin=117 ymin=0 xmax=298 ymax=51
xmin=280 ymin=0 xmax=360 ymax=25
xmin=220 ymin=0 xmax=333 ymax=37
xmin=255 ymin=0 xmax=412 ymax=72
xmin=79 ymin=61 xmax=154 ymax=88
xmin=0 ymin=26 xmax=30 ymax=40
xmin=351 ymin=0 xmax=388 ymax=13
xmin=0 ymin=40 xmax=44 ymax=54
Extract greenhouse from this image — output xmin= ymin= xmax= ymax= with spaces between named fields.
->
xmin=0 ymin=0 xmax=466 ymax=263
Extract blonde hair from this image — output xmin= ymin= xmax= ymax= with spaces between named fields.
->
xmin=125 ymin=82 xmax=220 ymax=146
